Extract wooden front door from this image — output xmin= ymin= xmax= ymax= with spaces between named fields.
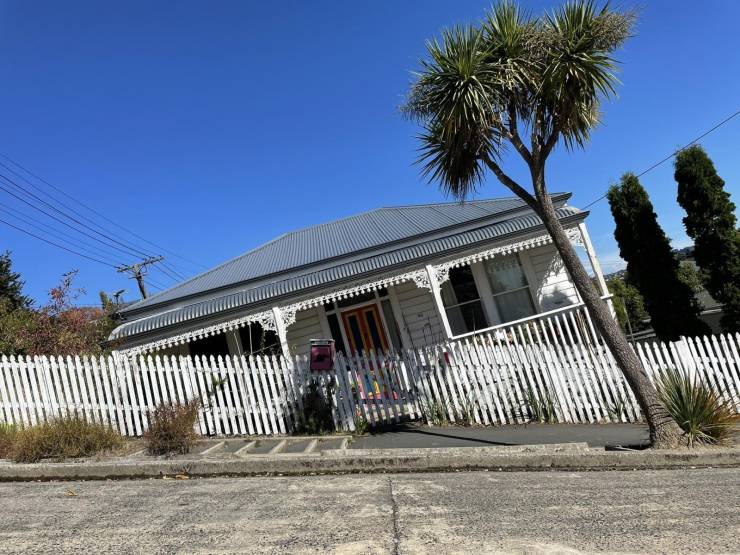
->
xmin=341 ymin=303 xmax=389 ymax=354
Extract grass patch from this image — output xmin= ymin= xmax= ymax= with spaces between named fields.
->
xmin=10 ymin=415 xmax=123 ymax=463
xmin=354 ymin=415 xmax=369 ymax=435
xmin=423 ymin=400 xmax=449 ymax=426
xmin=0 ymin=423 xmax=18 ymax=458
xmin=656 ymin=369 xmax=740 ymax=446
xmin=144 ymin=400 xmax=200 ymax=456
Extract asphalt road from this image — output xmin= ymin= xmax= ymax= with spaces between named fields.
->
xmin=0 ymin=468 xmax=738 ymax=554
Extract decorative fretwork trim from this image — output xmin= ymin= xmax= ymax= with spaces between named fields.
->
xmin=566 ymin=226 xmax=584 ymax=247
xmin=118 ymin=309 xmax=275 ymax=357
xmin=432 ymin=232 xmax=556 ymax=285
xmin=117 ymin=228 xmax=580 ymax=357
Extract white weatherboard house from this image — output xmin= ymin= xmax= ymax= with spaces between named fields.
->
xmin=109 ymin=193 xmax=611 ymax=360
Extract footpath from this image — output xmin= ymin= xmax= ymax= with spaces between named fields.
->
xmin=1 ymin=423 xmax=738 ymax=481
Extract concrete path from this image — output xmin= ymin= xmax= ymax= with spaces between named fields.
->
xmin=0 ymin=468 xmax=737 ymax=554
xmin=350 ymin=422 xmax=650 ymax=450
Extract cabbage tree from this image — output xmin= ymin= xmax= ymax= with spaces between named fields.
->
xmin=403 ymin=0 xmax=683 ymax=447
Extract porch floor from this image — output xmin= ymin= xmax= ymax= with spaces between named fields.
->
xmin=349 ymin=422 xmax=650 ymax=450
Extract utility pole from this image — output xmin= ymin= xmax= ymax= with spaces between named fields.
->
xmin=116 ymin=256 xmax=163 ymax=299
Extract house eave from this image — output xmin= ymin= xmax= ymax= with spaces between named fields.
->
xmin=111 ymin=208 xmax=587 ymax=351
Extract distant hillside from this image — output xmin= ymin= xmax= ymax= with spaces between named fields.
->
xmin=603 ymin=245 xmax=695 ymax=281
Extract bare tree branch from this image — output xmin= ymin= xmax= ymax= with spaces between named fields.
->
xmin=506 ymin=103 xmax=533 ymax=165
xmin=481 ymin=154 xmax=538 ymax=211
xmin=542 ymin=127 xmax=560 ymax=159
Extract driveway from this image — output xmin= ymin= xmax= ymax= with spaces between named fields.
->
xmin=350 ymin=422 xmax=650 ymax=450
xmin=0 ymin=468 xmax=737 ymax=554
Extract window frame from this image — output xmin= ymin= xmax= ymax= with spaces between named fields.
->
xmin=440 ymin=265 xmax=489 ymax=336
xmin=482 ymin=253 xmax=539 ymax=324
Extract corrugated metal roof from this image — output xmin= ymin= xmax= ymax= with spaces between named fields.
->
xmin=122 ymin=196 xmax=539 ymax=314
xmin=111 ymin=202 xmax=584 ymax=343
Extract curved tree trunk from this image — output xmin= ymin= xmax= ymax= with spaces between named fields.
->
xmin=533 ymin=187 xmax=683 ymax=448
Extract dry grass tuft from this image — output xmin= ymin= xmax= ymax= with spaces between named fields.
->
xmin=9 ymin=415 xmax=123 ymax=463
xmin=0 ymin=423 xmax=18 ymax=458
xmin=144 ymin=400 xmax=200 ymax=456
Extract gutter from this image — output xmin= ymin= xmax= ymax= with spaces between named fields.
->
xmin=112 ymin=209 xmax=588 ymax=347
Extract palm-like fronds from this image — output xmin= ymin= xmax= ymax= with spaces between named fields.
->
xmin=403 ymin=26 xmax=504 ymax=198
xmin=540 ymin=0 xmax=628 ymax=149
xmin=402 ymin=0 xmax=634 ymax=195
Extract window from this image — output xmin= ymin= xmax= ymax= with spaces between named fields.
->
xmin=188 ymin=333 xmax=230 ymax=358
xmin=238 ymin=322 xmax=281 ymax=356
xmin=326 ymin=313 xmax=347 ymax=354
xmin=381 ymin=299 xmax=403 ymax=351
xmin=440 ymin=265 xmax=488 ymax=335
xmin=484 ymin=255 xmax=536 ymax=323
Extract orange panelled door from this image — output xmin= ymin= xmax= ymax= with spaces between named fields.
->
xmin=341 ymin=303 xmax=389 ymax=354
xmin=341 ymin=303 xmax=392 ymax=400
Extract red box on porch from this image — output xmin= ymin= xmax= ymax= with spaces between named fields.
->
xmin=309 ymin=339 xmax=335 ymax=371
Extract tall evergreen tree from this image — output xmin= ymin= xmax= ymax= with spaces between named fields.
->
xmin=608 ymin=173 xmax=709 ymax=340
xmin=674 ymin=145 xmax=740 ymax=332
xmin=0 ymin=250 xmax=31 ymax=310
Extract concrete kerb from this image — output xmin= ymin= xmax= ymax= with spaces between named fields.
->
xmin=1 ymin=443 xmax=739 ymax=482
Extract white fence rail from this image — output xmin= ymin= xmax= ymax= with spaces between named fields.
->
xmin=1 ymin=333 xmax=739 ymax=436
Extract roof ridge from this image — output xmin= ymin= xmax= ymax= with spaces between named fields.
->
xmin=378 ymin=192 xmax=568 ymax=210
xmin=378 ymin=195 xmax=519 ymax=210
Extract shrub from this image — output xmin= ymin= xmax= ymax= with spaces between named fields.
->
xmin=656 ymin=369 xmax=740 ymax=446
xmin=298 ymin=379 xmax=335 ymax=435
xmin=144 ymin=400 xmax=200 ymax=456
xmin=0 ymin=423 xmax=18 ymax=458
xmin=10 ymin=415 xmax=123 ymax=463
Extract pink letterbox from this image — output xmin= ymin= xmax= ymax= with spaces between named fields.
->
xmin=310 ymin=339 xmax=335 ymax=371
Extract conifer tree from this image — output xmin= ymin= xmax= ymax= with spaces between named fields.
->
xmin=608 ymin=173 xmax=709 ymax=340
xmin=674 ymin=145 xmax=740 ymax=332
xmin=0 ymin=251 xmax=31 ymax=310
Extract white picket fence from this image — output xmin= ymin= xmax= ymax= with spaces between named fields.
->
xmin=1 ymin=333 xmax=739 ymax=436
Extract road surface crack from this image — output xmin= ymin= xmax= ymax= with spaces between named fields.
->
xmin=388 ymin=477 xmax=401 ymax=555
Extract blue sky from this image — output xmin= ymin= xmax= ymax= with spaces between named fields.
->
xmin=1 ymin=0 xmax=738 ymax=306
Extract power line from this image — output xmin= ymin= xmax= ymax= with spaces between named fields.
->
xmin=0 ymin=171 xmax=154 ymax=260
xmin=0 ymin=203 xmax=122 ymax=266
xmin=0 ymin=198 xmax=184 ymax=287
xmin=0 ymin=176 xmax=146 ymax=262
xmin=0 ymin=217 xmax=116 ymax=267
xmin=0 ymin=198 xmax=179 ymax=290
xmin=161 ymin=261 xmax=187 ymax=281
xmin=151 ymin=261 xmax=183 ymax=282
xmin=0 ymin=153 xmax=208 ymax=272
xmin=1 ymin=176 xmax=182 ymax=289
xmin=582 ymin=107 xmax=740 ymax=209
xmin=0 ymin=160 xmax=197 ymax=279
